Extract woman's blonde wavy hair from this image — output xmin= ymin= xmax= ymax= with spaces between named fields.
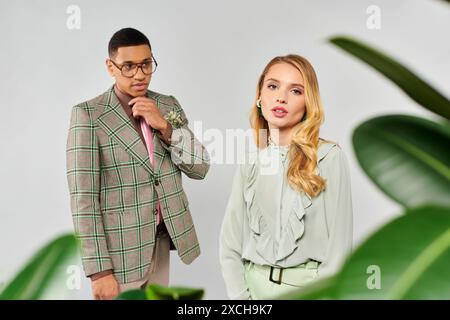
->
xmin=250 ymin=54 xmax=334 ymax=198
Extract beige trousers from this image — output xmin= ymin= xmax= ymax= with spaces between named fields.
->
xmin=119 ymin=230 xmax=171 ymax=293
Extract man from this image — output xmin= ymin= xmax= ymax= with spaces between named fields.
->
xmin=66 ymin=28 xmax=210 ymax=300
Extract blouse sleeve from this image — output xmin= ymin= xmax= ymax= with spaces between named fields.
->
xmin=317 ymin=146 xmax=354 ymax=279
xmin=219 ymin=165 xmax=251 ymax=300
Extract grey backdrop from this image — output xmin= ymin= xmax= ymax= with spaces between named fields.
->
xmin=0 ymin=0 xmax=448 ymax=299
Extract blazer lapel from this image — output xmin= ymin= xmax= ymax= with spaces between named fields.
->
xmin=152 ymin=132 xmax=166 ymax=173
xmin=147 ymin=90 xmax=167 ymax=174
xmin=97 ymin=87 xmax=154 ymax=175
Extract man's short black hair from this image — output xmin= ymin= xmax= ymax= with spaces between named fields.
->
xmin=108 ymin=28 xmax=152 ymax=57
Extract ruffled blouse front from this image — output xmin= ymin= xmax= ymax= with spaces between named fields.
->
xmin=243 ymin=142 xmax=313 ymax=264
xmin=219 ymin=141 xmax=353 ymax=299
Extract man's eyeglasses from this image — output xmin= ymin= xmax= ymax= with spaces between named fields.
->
xmin=109 ymin=56 xmax=158 ymax=77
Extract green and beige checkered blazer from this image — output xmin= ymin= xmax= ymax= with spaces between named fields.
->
xmin=66 ymin=86 xmax=210 ymax=284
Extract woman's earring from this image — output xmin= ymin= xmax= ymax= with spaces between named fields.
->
xmin=257 ymin=99 xmax=263 ymax=116
xmin=300 ymin=112 xmax=307 ymax=122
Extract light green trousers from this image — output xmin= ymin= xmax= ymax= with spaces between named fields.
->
xmin=244 ymin=260 xmax=320 ymax=300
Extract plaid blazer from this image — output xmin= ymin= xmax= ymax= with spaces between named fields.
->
xmin=66 ymin=86 xmax=210 ymax=284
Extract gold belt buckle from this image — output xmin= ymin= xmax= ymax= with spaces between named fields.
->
xmin=269 ymin=266 xmax=283 ymax=285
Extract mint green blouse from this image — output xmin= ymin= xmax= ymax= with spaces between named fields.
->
xmin=219 ymin=141 xmax=353 ymax=300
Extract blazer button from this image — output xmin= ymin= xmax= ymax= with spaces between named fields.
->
xmin=155 ymin=180 xmax=160 ymax=186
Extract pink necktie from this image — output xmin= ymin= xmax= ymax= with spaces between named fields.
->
xmin=140 ymin=118 xmax=162 ymax=225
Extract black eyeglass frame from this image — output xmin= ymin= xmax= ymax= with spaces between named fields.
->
xmin=109 ymin=55 xmax=158 ymax=77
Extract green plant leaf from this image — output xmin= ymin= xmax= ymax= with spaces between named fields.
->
xmin=0 ymin=233 xmax=79 ymax=300
xmin=145 ymin=284 xmax=204 ymax=300
xmin=334 ymin=205 xmax=450 ymax=299
xmin=353 ymin=114 xmax=450 ymax=208
xmin=280 ymin=275 xmax=338 ymax=300
xmin=289 ymin=205 xmax=450 ymax=299
xmin=115 ymin=289 xmax=147 ymax=300
xmin=329 ymin=36 xmax=450 ymax=119
xmin=115 ymin=285 xmax=204 ymax=300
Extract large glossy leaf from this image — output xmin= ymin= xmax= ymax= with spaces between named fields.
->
xmin=289 ymin=206 xmax=450 ymax=299
xmin=115 ymin=289 xmax=147 ymax=300
xmin=353 ymin=115 xmax=450 ymax=208
xmin=329 ymin=36 xmax=450 ymax=119
xmin=0 ymin=233 xmax=79 ymax=300
xmin=280 ymin=275 xmax=338 ymax=300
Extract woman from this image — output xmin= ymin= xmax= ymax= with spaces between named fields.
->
xmin=219 ymin=55 xmax=353 ymax=300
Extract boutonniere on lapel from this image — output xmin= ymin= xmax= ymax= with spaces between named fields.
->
xmin=164 ymin=110 xmax=185 ymax=129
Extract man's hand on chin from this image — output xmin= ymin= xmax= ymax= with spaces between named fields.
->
xmin=129 ymin=96 xmax=173 ymax=145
